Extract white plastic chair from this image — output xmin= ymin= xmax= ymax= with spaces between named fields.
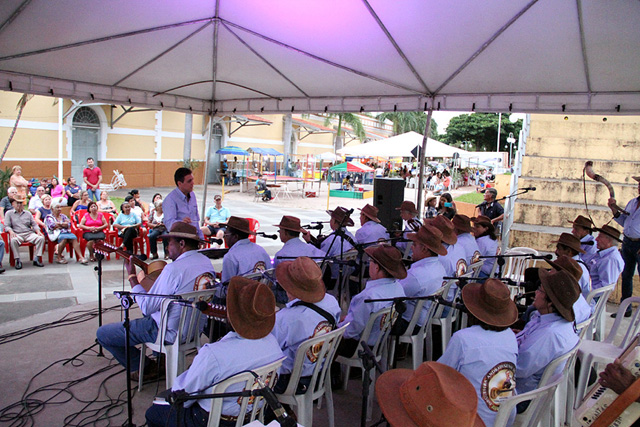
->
xmin=494 ymin=374 xmax=563 ymax=427
xmin=138 ymin=289 xmax=217 ymax=391
xmin=207 ymin=357 xmax=285 ymax=427
xmin=388 ymin=299 xmax=427 ymax=370
xmin=467 ymin=259 xmax=485 ymax=279
xmin=574 ymin=297 xmax=640 ymax=406
xmin=275 ymin=324 xmax=348 ymax=427
xmin=424 ymin=279 xmax=457 ymax=361
xmin=586 ymin=283 xmax=616 ymax=342
xmin=576 ymin=313 xmax=597 ymax=340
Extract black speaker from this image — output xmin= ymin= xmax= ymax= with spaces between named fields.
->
xmin=373 ymin=178 xmax=405 ymax=230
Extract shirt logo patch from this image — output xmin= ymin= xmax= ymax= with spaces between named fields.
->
xmin=481 ymin=361 xmax=516 ymax=411
xmin=456 ymin=258 xmax=468 ymax=276
xmin=306 ymin=321 xmax=333 ymax=363
xmin=472 ymin=251 xmax=481 ymax=264
xmin=193 ymin=272 xmax=215 ymax=291
xmin=253 ymin=261 xmax=267 ymax=273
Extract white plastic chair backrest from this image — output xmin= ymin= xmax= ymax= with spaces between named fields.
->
xmin=207 ymin=357 xmax=286 ymax=427
xmin=361 ymin=306 xmax=397 ymax=358
xmin=576 ymin=314 xmax=596 ymax=340
xmin=467 ymin=260 xmax=484 ymax=278
xmin=586 ymin=283 xmax=615 ymax=334
xmin=502 ymin=249 xmax=529 ymax=285
xmin=399 ymin=299 xmax=426 ymax=339
xmin=161 ymin=289 xmax=218 ymax=346
xmin=493 ymin=373 xmax=563 ymax=427
xmin=605 ymin=296 xmax=640 ymax=347
xmin=242 ymin=269 xmax=274 ymax=285
xmin=433 ymin=279 xmax=457 ymax=318
xmin=538 ymin=342 xmax=580 ymax=388
xmin=279 ymin=324 xmax=348 ymax=397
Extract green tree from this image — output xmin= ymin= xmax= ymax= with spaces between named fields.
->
xmin=323 ymin=113 xmax=367 ymax=152
xmin=442 ymin=113 xmax=522 ymax=152
xmin=376 ymin=111 xmax=439 ymax=139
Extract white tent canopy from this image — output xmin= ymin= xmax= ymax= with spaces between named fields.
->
xmin=337 ymin=131 xmax=466 ymax=158
xmin=0 ymin=1 xmax=639 ymax=115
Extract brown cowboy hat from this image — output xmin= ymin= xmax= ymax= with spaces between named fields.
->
xmin=539 ymin=268 xmax=580 ymax=322
xmin=471 ymin=215 xmax=495 ymax=234
xmin=364 ymin=245 xmax=407 ymax=280
xmin=160 ymin=222 xmax=207 ymax=244
xmin=462 ymin=279 xmax=518 ymax=327
xmin=274 ymin=215 xmax=304 ymax=233
xmin=552 ymin=232 xmax=585 ymax=254
xmin=376 ymin=362 xmax=485 ymax=427
xmin=408 ymin=225 xmax=448 ymax=256
xmin=546 ymin=255 xmax=582 ymax=284
xmin=227 ymin=276 xmax=276 ymax=339
xmin=567 ymin=215 xmax=593 ymax=230
xmin=452 ymin=214 xmax=473 ymax=234
xmin=594 ymin=224 xmax=623 ymax=243
xmin=429 ymin=215 xmax=458 ymax=245
xmin=275 ymin=256 xmax=325 ymax=303
xmin=226 ymin=216 xmax=256 ymax=235
xmin=632 ymin=176 xmax=640 ymax=183
xmin=359 ymin=204 xmax=381 ymax=223
xmin=326 ymin=206 xmax=354 ymax=227
xmin=396 ymin=200 xmax=419 ymax=215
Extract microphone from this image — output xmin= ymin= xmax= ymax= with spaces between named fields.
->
xmin=432 ymin=296 xmax=466 ymax=312
xmin=530 ymin=254 xmax=553 ymax=260
xmin=302 ymin=224 xmax=323 ymax=230
xmin=256 ymin=232 xmax=278 ymax=240
xmin=311 ymin=221 xmax=330 ymax=225
xmin=256 ymin=384 xmax=297 ymax=427
xmin=208 ymin=238 xmax=224 ymax=245
xmin=521 ymin=187 xmax=537 ymax=191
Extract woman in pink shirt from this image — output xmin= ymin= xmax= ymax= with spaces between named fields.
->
xmin=78 ymin=201 xmax=108 ymax=261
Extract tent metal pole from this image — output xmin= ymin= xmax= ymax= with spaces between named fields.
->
xmin=416 ymin=108 xmax=433 ymax=217
xmin=201 ymin=115 xmax=213 ymax=224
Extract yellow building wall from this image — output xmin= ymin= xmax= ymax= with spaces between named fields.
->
xmin=0 ymin=92 xmax=59 ymax=123
xmin=108 ymin=107 xmax=157 ymax=130
xmin=106 ymin=134 xmax=156 ymax=159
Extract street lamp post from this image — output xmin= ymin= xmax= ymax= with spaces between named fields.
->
xmin=507 ymin=132 xmax=516 ymax=169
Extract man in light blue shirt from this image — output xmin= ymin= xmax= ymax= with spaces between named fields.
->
xmin=164 ymin=167 xmax=204 ymax=239
xmin=273 ymin=216 xmax=324 ymax=268
xmin=553 ymin=232 xmax=591 ymax=298
xmin=569 ymin=215 xmax=598 ymax=267
xmin=452 ymin=214 xmax=481 ymax=265
xmin=200 ymin=194 xmax=230 ymax=245
xmin=355 ymin=204 xmax=388 ymax=245
xmin=221 ymin=216 xmax=271 ymax=284
xmin=588 ymin=225 xmax=624 ymax=296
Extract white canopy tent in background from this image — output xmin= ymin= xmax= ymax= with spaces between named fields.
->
xmin=337 ymin=131 xmax=466 ymax=159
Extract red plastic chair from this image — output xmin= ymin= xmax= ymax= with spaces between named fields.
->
xmin=247 ymin=218 xmax=260 ymax=243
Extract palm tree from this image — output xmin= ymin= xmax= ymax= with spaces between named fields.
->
xmin=377 ymin=111 xmax=438 ymax=138
xmin=324 ymin=113 xmax=367 ymax=153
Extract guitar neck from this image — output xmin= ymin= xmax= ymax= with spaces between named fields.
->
xmin=94 ymin=242 xmax=148 ymax=274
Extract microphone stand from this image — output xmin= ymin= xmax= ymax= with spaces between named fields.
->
xmin=359 ymin=341 xmax=385 ymax=427
xmin=475 ymin=187 xmax=533 ymax=208
xmin=318 ymin=210 xmax=354 ymax=306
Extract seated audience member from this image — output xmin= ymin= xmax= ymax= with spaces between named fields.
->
xmin=4 ymin=197 xmax=45 ymax=269
xmin=28 ymin=186 xmax=45 ymax=214
xmin=341 ymin=175 xmax=352 ymax=191
xmin=97 ymin=191 xmax=117 ymax=215
xmin=553 ymin=232 xmax=591 ymax=299
xmin=78 ymin=201 xmax=109 ymax=262
xmin=569 ymin=215 xmax=598 ymax=266
xmin=125 ymin=194 xmax=147 ymax=223
xmin=589 ymin=225 xmax=624 ymax=292
xmin=337 ymin=245 xmax=406 ymax=357
xmin=147 ymin=199 xmax=168 ymax=260
xmin=452 ymin=214 xmax=481 ymax=265
xmin=515 ymin=269 xmax=579 ymax=395
xmin=200 ymin=194 xmax=230 ymax=246
xmin=437 ymin=192 xmax=457 ymax=220
xmin=44 ymin=200 xmax=88 ymax=265
xmin=472 ymin=215 xmax=499 ymax=278
xmin=255 ymin=174 xmax=272 ymax=201
xmin=148 ymin=193 xmax=163 ymax=218
xmin=50 ymin=177 xmax=65 ymax=200
xmin=34 ymin=194 xmax=52 ymax=229
xmin=65 ymin=177 xmax=82 ymax=207
xmin=355 ymin=204 xmax=388 ymax=245
xmin=0 ymin=187 xmax=18 ymax=225
xmin=272 ymin=257 xmax=341 ymax=394
xmin=273 ymin=216 xmax=324 ymax=268
xmin=376 ymin=362 xmax=486 ymax=427
xmin=221 ymin=216 xmax=271 ymax=283
xmin=113 ymin=202 xmax=141 ymax=254
xmin=70 ymin=190 xmax=90 ymax=217
xmin=145 ymin=277 xmax=283 ymax=427
xmin=439 ymin=279 xmax=518 ymax=426
xmin=424 ymin=196 xmax=438 ymax=219
xmin=129 ymin=189 xmax=148 ymax=215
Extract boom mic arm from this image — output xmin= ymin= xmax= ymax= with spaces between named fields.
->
xmin=256 ymin=232 xmax=278 ymax=240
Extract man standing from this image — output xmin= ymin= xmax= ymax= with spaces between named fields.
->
xmin=97 ymin=222 xmax=214 ymax=379
xmin=4 ymin=198 xmax=45 ymax=269
xmin=273 ymin=216 xmax=323 ymax=268
xmin=355 ymin=204 xmax=388 ymax=245
xmin=83 ymin=157 xmax=102 ymax=201
xmin=164 ymin=167 xmax=204 ymax=239
xmin=200 ymin=194 xmax=230 ymax=245
xmin=476 ymin=188 xmax=504 ymax=232
xmin=608 ymin=176 xmax=640 ymax=316
xmin=569 ymin=215 xmax=598 ymax=266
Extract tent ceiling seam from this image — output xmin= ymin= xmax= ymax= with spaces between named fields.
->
xmin=212 ymin=0 xmax=221 ymax=103
xmin=0 ymin=0 xmax=32 ymax=37
xmin=575 ymin=0 xmax=592 ymax=94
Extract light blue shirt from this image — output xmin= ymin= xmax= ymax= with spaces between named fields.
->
xmin=573 ymin=254 xmax=592 ymax=299
xmin=172 ymin=332 xmax=284 ymax=415
xmin=114 ymin=212 xmax=140 ymax=236
xmin=132 ymin=250 xmax=215 ymax=344
xmin=515 ymin=313 xmax=578 ymax=394
xmin=457 ymin=232 xmax=481 ymax=265
xmin=273 ymin=238 xmax=325 ymax=268
xmin=340 ymin=277 xmax=405 ymax=346
xmin=579 ymin=234 xmax=598 ymax=267
xmin=476 ymin=235 xmax=499 ymax=276
xmin=221 ymin=239 xmax=272 ymax=283
xmin=205 ymin=205 xmax=231 ymax=224
xmin=589 ymin=246 xmax=624 ymax=290
xmin=164 ymin=187 xmax=204 ymax=239
xmin=355 ymin=221 xmax=388 ymax=245
xmin=614 ymin=197 xmax=640 ymax=239
xmin=399 ymin=257 xmax=446 ymax=325
xmin=439 ymin=325 xmax=518 ymax=427
xmin=271 ymin=294 xmax=341 ymax=375
xmin=439 ymin=242 xmax=467 ymax=300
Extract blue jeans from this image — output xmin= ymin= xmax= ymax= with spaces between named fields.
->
xmin=0 ymin=240 xmax=4 ymax=266
xmin=621 ymin=237 xmax=640 ymax=303
xmin=87 ymin=188 xmax=101 ymax=202
xmin=96 ymin=315 xmax=158 ymax=370
xmin=148 ymin=228 xmax=169 ymax=255
xmin=146 ymin=402 xmax=212 ymax=427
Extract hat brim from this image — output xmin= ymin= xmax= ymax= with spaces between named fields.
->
xmin=364 ymin=246 xmax=407 ymax=280
xmin=408 ymin=232 xmax=448 ymax=256
xmin=551 ymin=238 xmax=586 ymax=254
xmin=462 ymin=283 xmax=518 ymax=327
xmin=273 ymin=224 xmax=305 ymax=233
xmin=275 ymin=262 xmax=325 ymax=303
xmin=160 ymin=231 xmax=208 ymax=244
xmin=539 ymin=269 xmax=575 ymax=322
xmin=566 ymin=219 xmax=593 ymax=230
xmin=594 ymin=227 xmax=623 ymax=243
xmin=358 ymin=208 xmax=381 ymax=223
xmin=326 ymin=210 xmax=354 ymax=227
xmin=633 ymin=176 xmax=640 ymax=183
xmin=227 ymin=278 xmax=275 ymax=340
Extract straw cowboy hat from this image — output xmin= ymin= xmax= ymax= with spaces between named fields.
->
xmin=428 ymin=215 xmax=458 ymax=245
xmin=160 ymin=222 xmax=207 ymax=244
xmin=552 ymin=232 xmax=585 ymax=254
xmin=546 ymin=255 xmax=583 ymax=284
xmin=452 ymin=214 xmax=473 ymax=234
xmin=408 ymin=225 xmax=448 ymax=256
xmin=462 ymin=279 xmax=518 ymax=327
xmin=359 ymin=204 xmax=381 ymax=223
xmin=567 ymin=215 xmax=593 ymax=230
xmin=227 ymin=276 xmax=276 ymax=339
xmin=274 ymin=215 xmax=305 ymax=233
xmin=594 ymin=224 xmax=623 ymax=243
xmin=376 ymin=362 xmax=485 ymax=427
xmin=326 ymin=206 xmax=354 ymax=227
xmin=539 ymin=269 xmax=580 ymax=322
xmin=426 ymin=196 xmax=437 ymax=205
xmin=226 ymin=216 xmax=256 ymax=235
xmin=275 ymin=256 xmax=325 ymax=303
xmin=364 ymin=245 xmax=407 ymax=280
xmin=396 ymin=200 xmax=419 ymax=215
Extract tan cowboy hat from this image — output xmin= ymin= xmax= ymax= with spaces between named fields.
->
xmin=429 ymin=215 xmax=458 ymax=245
xmin=226 ymin=216 xmax=256 ymax=235
xmin=539 ymin=268 xmax=580 ymax=322
xmin=326 ymin=206 xmax=354 ymax=227
xmin=462 ymin=279 xmax=518 ymax=327
xmin=396 ymin=200 xmax=419 ymax=215
xmin=426 ymin=196 xmax=437 ymax=205
xmin=408 ymin=225 xmax=447 ymax=256
xmin=552 ymin=232 xmax=585 ymax=254
xmin=227 ymin=276 xmax=276 ymax=339
xmin=273 ymin=215 xmax=304 ymax=233
xmin=275 ymin=256 xmax=325 ymax=303
xmin=160 ymin=222 xmax=207 ymax=244
xmin=546 ymin=255 xmax=582 ymax=284
xmin=364 ymin=245 xmax=407 ymax=280
xmin=359 ymin=204 xmax=381 ymax=223
xmin=376 ymin=362 xmax=485 ymax=427
xmin=452 ymin=214 xmax=473 ymax=234
xmin=567 ymin=215 xmax=593 ymax=230
xmin=471 ymin=215 xmax=495 ymax=234
xmin=594 ymin=224 xmax=623 ymax=243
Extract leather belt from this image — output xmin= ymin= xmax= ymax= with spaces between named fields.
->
xmin=624 ymin=235 xmax=640 ymax=242
xmin=220 ymin=413 xmax=251 ymax=423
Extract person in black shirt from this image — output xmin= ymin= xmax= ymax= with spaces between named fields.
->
xmin=476 ymin=188 xmax=504 ymax=233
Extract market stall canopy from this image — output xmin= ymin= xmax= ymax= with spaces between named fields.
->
xmin=216 ymin=146 xmax=249 ymax=156
xmin=337 ymin=131 xmax=466 ymax=158
xmin=329 ymin=161 xmax=374 ymax=172
xmin=0 ymin=1 xmax=639 ymax=115
xmin=248 ymin=147 xmax=284 ymax=156
xmin=316 ymin=152 xmax=342 ymax=161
